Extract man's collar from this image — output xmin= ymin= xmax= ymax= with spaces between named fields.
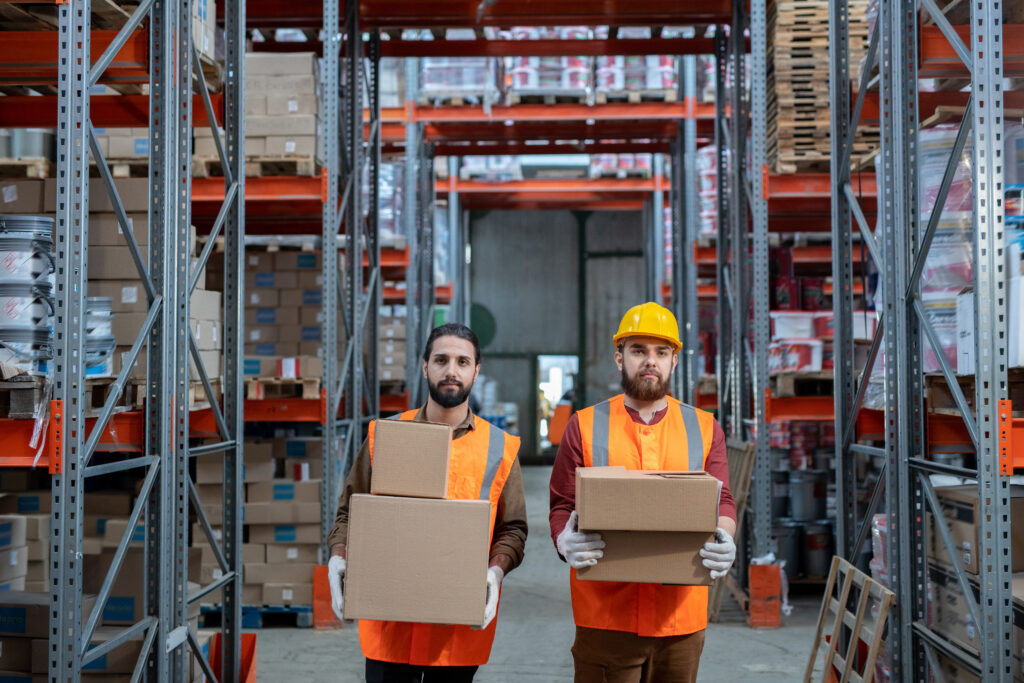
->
xmin=414 ymin=404 xmax=476 ymax=430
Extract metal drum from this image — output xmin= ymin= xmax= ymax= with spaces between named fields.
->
xmin=86 ymin=297 xmax=113 ymax=337
xmin=772 ymin=470 xmax=790 ymax=519
xmin=0 ymin=216 xmax=54 ymax=285
xmin=789 ymin=470 xmax=828 ymax=522
xmin=803 ymin=520 xmax=835 ymax=578
xmin=772 ymin=519 xmax=803 ymax=577
xmin=0 ymin=130 xmax=10 ymax=158
xmin=84 ymin=297 xmax=115 ymax=375
xmin=0 ymin=328 xmax=52 ymax=376
xmin=10 ymin=129 xmax=55 ymax=160
xmin=0 ymin=283 xmax=52 ymax=330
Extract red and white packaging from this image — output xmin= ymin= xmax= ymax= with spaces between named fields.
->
xmin=768 ymin=339 xmax=824 ymax=374
xmin=770 ymin=311 xmax=818 ymax=340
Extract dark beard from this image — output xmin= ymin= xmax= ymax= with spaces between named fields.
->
xmin=621 ymin=367 xmax=670 ymax=401
xmin=428 ymin=377 xmax=473 ymax=408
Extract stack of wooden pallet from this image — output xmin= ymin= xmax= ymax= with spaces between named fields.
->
xmin=767 ymin=0 xmax=878 ymax=173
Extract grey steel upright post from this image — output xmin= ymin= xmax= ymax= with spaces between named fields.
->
xmin=344 ymin=0 xmax=364 ymax=476
xmin=970 ymin=0 xmax=1012 ymax=676
xmin=448 ymin=156 xmax=464 ymax=325
xmin=748 ymin=0 xmax=771 ymax=556
xmin=51 ymin=0 xmax=91 ymax=678
xmin=219 ymin=0 xmax=246 ymax=672
xmin=879 ymin=0 xmax=924 ymax=676
xmin=366 ymin=32 xmax=382 ymax=420
xmin=728 ymin=2 xmax=749 ymax=440
xmin=670 ymin=134 xmax=685 ymax=397
xmin=681 ymin=54 xmax=700 ymax=403
xmin=416 ymin=144 xmax=437 ymax=354
xmin=714 ymin=28 xmax=732 ymax=429
xmin=652 ymin=154 xmax=666 ymax=305
xmin=404 ymin=59 xmax=422 ymax=401
xmin=319 ymin=0 xmax=340 ymax=560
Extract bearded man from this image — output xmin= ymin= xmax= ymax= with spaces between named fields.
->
xmin=548 ymin=302 xmax=737 ymax=683
xmin=326 ymin=323 xmax=528 ymax=683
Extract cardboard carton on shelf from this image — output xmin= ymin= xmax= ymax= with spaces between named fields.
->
xmin=262 ymin=582 xmax=313 ymax=605
xmin=574 ymin=467 xmax=721 ymax=585
xmin=927 ymin=485 xmax=1024 ymax=575
xmin=370 ymin=420 xmax=452 ymax=499
xmin=0 ymin=592 xmax=97 ymax=638
xmin=248 ymin=523 xmax=321 ymax=545
xmin=344 ymin=494 xmax=489 ymax=626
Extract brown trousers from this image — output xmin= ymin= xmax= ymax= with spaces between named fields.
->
xmin=571 ymin=626 xmax=706 ymax=683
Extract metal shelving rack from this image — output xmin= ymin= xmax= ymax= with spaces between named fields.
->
xmin=829 ymin=0 xmax=1013 ymax=679
xmin=49 ymin=0 xmax=246 ymax=678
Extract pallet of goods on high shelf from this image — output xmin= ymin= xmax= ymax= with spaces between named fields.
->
xmin=0 ymin=130 xmax=54 ymax=180
xmin=194 ymin=52 xmax=320 ymax=178
xmin=379 ymin=311 xmax=407 ymax=386
xmin=413 ymin=29 xmax=501 ymax=107
xmin=593 ymin=56 xmax=678 ymax=104
xmin=766 ymin=0 xmax=877 ymax=173
xmin=588 ymin=153 xmax=654 ymax=179
xmin=503 ymin=27 xmax=593 ymax=105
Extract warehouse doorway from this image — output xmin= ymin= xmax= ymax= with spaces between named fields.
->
xmin=537 ymin=355 xmax=579 ymax=456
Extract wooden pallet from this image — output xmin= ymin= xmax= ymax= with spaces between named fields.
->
xmin=803 ymin=556 xmax=894 ymax=683
xmin=192 ymin=155 xmax=317 ymax=178
xmin=0 ymin=375 xmax=47 ymax=419
xmin=0 ymin=158 xmax=53 ymax=180
xmin=417 ymin=92 xmax=495 ymax=107
xmin=708 ymin=439 xmax=756 ymax=623
xmin=587 ymin=168 xmax=654 ymax=180
xmin=594 ymin=89 xmax=677 ymax=104
xmin=84 ymin=377 xmax=137 ymax=415
xmin=90 ymin=158 xmax=149 ymax=178
xmin=245 ymin=377 xmax=319 ymax=400
xmin=770 ymin=370 xmax=835 ymax=398
xmin=505 ymin=91 xmax=591 ymax=106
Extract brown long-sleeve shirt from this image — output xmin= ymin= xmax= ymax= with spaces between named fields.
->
xmin=326 ymin=405 xmax=528 ymax=572
xmin=548 ymin=404 xmax=736 ymax=549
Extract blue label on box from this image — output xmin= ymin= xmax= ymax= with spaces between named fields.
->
xmin=256 ymin=309 xmax=276 ymax=324
xmin=133 ymin=138 xmax=149 ymax=155
xmin=300 ymin=326 xmax=321 ymax=341
xmin=302 ymin=290 xmax=322 ymax=305
xmin=0 ymin=606 xmax=27 ymax=634
xmin=96 ymin=518 xmax=108 ymax=536
xmin=295 ymin=253 xmax=317 ymax=269
xmin=103 ymin=597 xmax=136 ymax=623
xmin=285 ymin=442 xmax=307 ymax=458
xmin=243 ymin=359 xmax=262 ymax=376
xmin=130 ymin=524 xmax=145 ymax=543
xmin=251 ymin=344 xmax=276 ymax=356
xmin=273 ymin=526 xmax=297 ymax=542
xmin=18 ymin=496 xmax=40 ymax=513
xmin=272 ymin=483 xmax=295 ymax=501
xmin=0 ymin=674 xmax=33 ymax=683
xmin=0 ymin=522 xmax=12 ymax=548
xmin=254 ymin=273 xmax=275 ymax=288
xmin=82 ymin=644 xmax=108 ymax=672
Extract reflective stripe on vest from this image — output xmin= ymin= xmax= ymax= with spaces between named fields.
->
xmin=592 ymin=400 xmax=610 ymax=467
xmin=590 ymin=399 xmax=704 ymax=469
xmin=479 ymin=421 xmax=506 ymax=499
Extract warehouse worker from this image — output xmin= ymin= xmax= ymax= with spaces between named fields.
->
xmin=548 ymin=302 xmax=737 ymax=683
xmin=326 ymin=323 xmax=528 ymax=683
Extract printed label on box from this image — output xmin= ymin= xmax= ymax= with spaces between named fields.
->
xmin=285 ymin=140 xmax=296 ymax=153
xmin=103 ymin=597 xmax=136 ymax=623
xmin=2 ymin=186 xmax=17 ymax=204
xmin=0 ymin=606 xmax=27 ymax=633
xmin=121 ymin=286 xmax=138 ymax=304
xmin=273 ymin=484 xmax=295 ymax=501
xmin=288 ymin=99 xmax=299 ymax=113
xmin=274 ymin=526 xmax=297 ymax=542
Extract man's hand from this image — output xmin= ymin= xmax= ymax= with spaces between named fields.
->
xmin=327 ymin=555 xmax=346 ymax=621
xmin=556 ymin=511 xmax=605 ymax=569
xmin=475 ymin=566 xmax=504 ymax=630
xmin=700 ymin=527 xmax=736 ymax=580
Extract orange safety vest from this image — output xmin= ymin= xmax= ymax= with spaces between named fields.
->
xmin=570 ymin=394 xmax=716 ymax=637
xmin=359 ymin=409 xmax=521 ymax=667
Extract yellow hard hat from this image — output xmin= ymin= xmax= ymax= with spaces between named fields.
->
xmin=613 ymin=302 xmax=682 ymax=352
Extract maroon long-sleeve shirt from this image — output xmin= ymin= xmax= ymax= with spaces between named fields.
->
xmin=548 ymin=403 xmax=737 ymax=548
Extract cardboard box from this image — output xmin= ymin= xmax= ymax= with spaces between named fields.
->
xmin=245 ymin=343 xmax=299 ymax=357
xmin=86 ymin=281 xmax=148 ymax=314
xmin=0 ymin=548 xmax=27 ymax=582
xmin=928 ymin=485 xmax=1024 ymax=575
xmin=281 ymin=457 xmax=328 ymax=482
xmin=344 ymin=495 xmax=488 ymax=625
xmin=246 ymin=52 xmax=318 ymax=76
xmin=245 ymin=251 xmax=275 ymax=271
xmin=195 ymin=543 xmax=265 ymax=567
xmin=244 ymin=503 xmax=320 ymax=525
xmin=245 ymin=271 xmax=298 ymax=290
xmin=0 ymin=493 xmax=50 ymax=516
xmin=247 ymin=524 xmax=320 ymax=545
xmin=0 ymin=472 xmax=39 ymax=493
xmin=277 ymin=325 xmax=321 ymax=344
xmin=244 ymin=308 xmax=299 ymax=327
xmin=0 ymin=180 xmax=44 ymax=213
xmin=87 ymin=213 xmax=149 ymax=247
xmin=246 ymin=480 xmax=320 ymax=503
xmin=265 ymin=544 xmax=319 ymax=564
xmin=244 ymin=289 xmax=279 ymax=308
xmin=191 ymin=319 xmax=222 ymax=352
xmin=0 ymin=578 xmax=24 ymax=592
xmin=265 ymin=136 xmax=317 ymax=156
xmin=25 ymin=539 xmax=47 ymax=563
xmin=379 ymin=364 xmax=406 ymax=382
xmin=273 ymin=251 xmax=320 ymax=271
xmin=191 ymin=288 xmax=222 ymax=321
xmin=262 ymin=583 xmax=313 ymax=605
xmin=20 ymin=516 xmax=47 ymax=542
xmin=274 ymin=356 xmax=322 ymax=379
xmin=576 ymin=531 xmax=715 ymax=585
xmin=85 ymin=491 xmax=133 ymax=516
xmin=298 ymin=306 xmax=323 ymax=326
xmin=266 ymin=95 xmax=318 ymax=116
xmin=272 ymin=438 xmax=322 ymax=459
xmin=280 ymin=288 xmax=322 ymax=308
xmin=297 ymin=341 xmax=322 ymax=358
xmin=26 ymin=560 xmax=46 ymax=582
xmin=370 ymin=421 xmax=451 ymax=499
xmin=83 ymin=548 xmax=200 ymax=625
xmin=245 ymin=562 xmax=316 ymax=585
xmin=576 ymin=467 xmax=722 ymax=532
xmin=246 ymin=326 xmax=279 ymax=344
xmin=0 ymin=517 xmax=27 ymax=551
xmin=0 ymin=636 xmax=33 ymax=672
xmin=379 ymin=339 xmax=406 ymax=356
xmin=0 ymin=592 xmax=96 ymax=638
xmin=379 ymin=323 xmax=406 ymax=340
xmin=297 ymin=271 xmax=323 ymax=289
xmin=245 ymin=75 xmax=317 ymax=95
xmin=246 ymin=115 xmax=317 ymax=138
xmin=102 ymin=519 xmax=145 ymax=547
xmin=31 ymin=626 xmax=142 ymax=674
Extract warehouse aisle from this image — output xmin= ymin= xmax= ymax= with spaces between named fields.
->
xmin=257 ymin=466 xmax=819 ymax=682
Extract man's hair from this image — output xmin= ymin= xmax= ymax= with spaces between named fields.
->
xmin=422 ymin=323 xmax=481 ymax=364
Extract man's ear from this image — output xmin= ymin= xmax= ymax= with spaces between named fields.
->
xmin=614 ymin=350 xmax=623 ymax=372
xmin=422 ymin=360 xmax=428 ymax=380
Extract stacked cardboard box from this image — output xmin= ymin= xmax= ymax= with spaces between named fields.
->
xmin=345 ymin=420 xmax=491 ymax=626
xmin=379 ymin=315 xmax=407 ymax=383
xmin=196 ymin=53 xmax=319 ymax=168
xmin=0 ymin=592 xmax=97 ymax=679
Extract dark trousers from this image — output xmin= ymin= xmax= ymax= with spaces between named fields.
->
xmin=571 ymin=626 xmax=706 ymax=683
xmin=365 ymin=658 xmax=479 ymax=683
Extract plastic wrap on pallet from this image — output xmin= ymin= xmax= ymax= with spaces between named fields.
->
xmin=505 ymin=27 xmax=593 ymax=100
xmin=460 ymin=156 xmax=522 ymax=182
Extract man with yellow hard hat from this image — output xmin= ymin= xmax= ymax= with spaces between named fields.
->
xmin=548 ymin=302 xmax=737 ymax=683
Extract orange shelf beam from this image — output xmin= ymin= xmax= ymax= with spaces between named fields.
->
xmin=0 ymin=94 xmax=224 ymax=128
xmin=380 ymin=392 xmax=410 ymax=413
xmin=411 ymin=101 xmax=711 ymax=124
xmin=438 ymin=177 xmax=660 ymax=195
xmin=919 ymin=24 xmax=1024 ymax=78
xmin=0 ymin=30 xmax=149 ymax=85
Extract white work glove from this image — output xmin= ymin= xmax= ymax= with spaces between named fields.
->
xmin=700 ymin=528 xmax=736 ymax=580
xmin=328 ymin=555 xmax=346 ymax=622
xmin=556 ymin=511 xmax=605 ymax=569
xmin=475 ymin=566 xmax=504 ymax=630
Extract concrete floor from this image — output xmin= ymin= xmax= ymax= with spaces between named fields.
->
xmin=256 ymin=466 xmax=823 ymax=682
